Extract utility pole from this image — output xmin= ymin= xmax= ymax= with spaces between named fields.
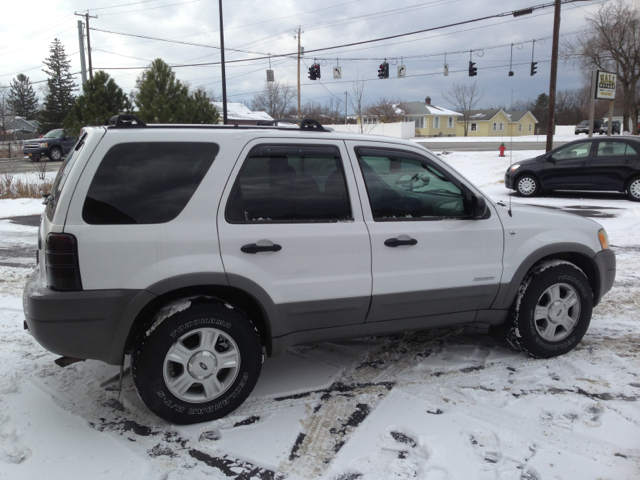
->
xmin=545 ymin=0 xmax=561 ymax=152
xmin=75 ymin=12 xmax=97 ymax=81
xmin=345 ymin=91 xmax=348 ymax=124
xmin=296 ymin=26 xmax=301 ymax=119
xmin=76 ymin=20 xmax=87 ymax=86
xmin=218 ymin=0 xmax=228 ymax=125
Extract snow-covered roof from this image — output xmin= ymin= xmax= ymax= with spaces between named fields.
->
xmin=401 ymin=101 xmax=461 ymax=116
xmin=211 ymin=102 xmax=273 ymax=122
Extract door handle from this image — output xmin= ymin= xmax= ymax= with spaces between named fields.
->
xmin=241 ymin=243 xmax=282 ymax=254
xmin=384 ymin=237 xmax=418 ymax=247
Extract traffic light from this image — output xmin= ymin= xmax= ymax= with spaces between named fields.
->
xmin=468 ymin=61 xmax=477 ymax=77
xmin=308 ymin=63 xmax=321 ymax=81
xmin=378 ymin=61 xmax=389 ymax=79
xmin=530 ymin=61 xmax=538 ymax=76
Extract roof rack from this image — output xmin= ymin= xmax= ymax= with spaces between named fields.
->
xmin=104 ymin=115 xmax=332 ymax=132
xmin=106 ymin=114 xmax=147 ymax=128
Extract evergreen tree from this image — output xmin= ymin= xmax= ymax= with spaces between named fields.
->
xmin=40 ymin=39 xmax=77 ymax=132
xmin=64 ymin=71 xmax=132 ymax=136
xmin=134 ymin=59 xmax=190 ymax=123
xmin=187 ymin=88 xmax=219 ymax=124
xmin=8 ymin=74 xmax=39 ymax=119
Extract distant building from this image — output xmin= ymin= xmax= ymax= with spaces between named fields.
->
xmin=458 ymin=109 xmax=538 ymax=137
xmin=401 ymin=97 xmax=462 ymax=137
xmin=211 ymin=102 xmax=273 ymax=125
xmin=5 ymin=116 xmax=40 ymax=133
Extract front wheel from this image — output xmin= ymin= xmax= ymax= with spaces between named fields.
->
xmin=515 ymin=175 xmax=539 ymax=197
xmin=132 ymin=299 xmax=263 ymax=424
xmin=507 ymin=262 xmax=593 ymax=358
xmin=48 ymin=147 xmax=62 ymax=161
xmin=626 ymin=177 xmax=640 ymax=202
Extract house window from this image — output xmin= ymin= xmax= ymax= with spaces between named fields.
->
xmin=518 ymin=124 xmax=522 ymax=132
xmin=448 ymin=117 xmax=453 ymax=129
xmin=470 ymin=123 xmax=478 ymax=132
xmin=433 ymin=117 xmax=440 ymax=129
xmin=421 ymin=117 xmax=425 ymax=129
xmin=529 ymin=124 xmax=532 ymax=132
xmin=499 ymin=122 xmax=504 ymax=131
xmin=492 ymin=122 xmax=497 ymax=131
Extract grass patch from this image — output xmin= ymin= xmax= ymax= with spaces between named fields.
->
xmin=0 ymin=166 xmax=53 ymax=199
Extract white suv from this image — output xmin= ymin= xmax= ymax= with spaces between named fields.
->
xmin=24 ymin=115 xmax=616 ymax=424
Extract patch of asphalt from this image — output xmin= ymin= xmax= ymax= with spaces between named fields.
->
xmin=0 ymin=215 xmax=41 ymax=227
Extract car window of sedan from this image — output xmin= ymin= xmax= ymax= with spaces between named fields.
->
xmin=552 ymin=142 xmax=592 ymax=161
xmin=597 ymin=141 xmax=639 ymax=157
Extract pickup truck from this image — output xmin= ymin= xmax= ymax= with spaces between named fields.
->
xmin=23 ymin=129 xmax=76 ymax=161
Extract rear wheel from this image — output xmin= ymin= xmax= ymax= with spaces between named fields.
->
xmin=626 ymin=177 xmax=640 ymax=202
xmin=505 ymin=262 xmax=593 ymax=358
xmin=132 ymin=299 xmax=263 ymax=424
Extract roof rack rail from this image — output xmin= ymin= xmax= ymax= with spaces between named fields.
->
xmin=106 ymin=115 xmax=147 ymax=128
xmin=274 ymin=118 xmax=328 ymax=132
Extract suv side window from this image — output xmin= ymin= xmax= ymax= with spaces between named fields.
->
xmin=83 ymin=142 xmax=218 ymax=225
xmin=226 ymin=145 xmax=352 ymax=223
xmin=356 ymin=148 xmax=467 ymax=220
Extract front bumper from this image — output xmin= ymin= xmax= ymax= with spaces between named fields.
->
xmin=23 ymin=146 xmax=49 ymax=159
xmin=504 ymin=172 xmax=513 ymax=189
xmin=23 ymin=266 xmax=155 ymax=365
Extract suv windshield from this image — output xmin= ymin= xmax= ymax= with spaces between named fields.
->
xmin=43 ymin=129 xmax=64 ymax=139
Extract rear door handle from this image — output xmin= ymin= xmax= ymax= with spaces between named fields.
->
xmin=384 ymin=237 xmax=418 ymax=247
xmin=241 ymin=243 xmax=282 ymax=254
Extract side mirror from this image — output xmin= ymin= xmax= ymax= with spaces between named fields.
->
xmin=471 ymin=194 xmax=487 ymax=219
xmin=547 ymin=154 xmax=556 ymax=164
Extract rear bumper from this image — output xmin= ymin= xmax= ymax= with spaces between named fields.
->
xmin=23 ymin=267 xmax=155 ymax=364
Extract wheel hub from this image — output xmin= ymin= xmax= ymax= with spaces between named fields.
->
xmin=547 ymin=301 xmax=567 ymax=324
xmin=187 ymin=351 xmax=218 ymax=380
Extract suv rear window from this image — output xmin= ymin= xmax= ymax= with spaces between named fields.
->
xmin=83 ymin=142 xmax=217 ymax=225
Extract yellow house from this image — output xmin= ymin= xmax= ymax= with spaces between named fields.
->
xmin=401 ymin=97 xmax=462 ymax=137
xmin=456 ymin=109 xmax=538 ymax=137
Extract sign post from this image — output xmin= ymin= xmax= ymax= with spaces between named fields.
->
xmin=595 ymin=70 xmax=617 ymax=137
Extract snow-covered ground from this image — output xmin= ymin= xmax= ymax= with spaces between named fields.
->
xmin=1 ymin=152 xmax=638 ymax=480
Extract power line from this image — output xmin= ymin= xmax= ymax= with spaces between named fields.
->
xmin=99 ymin=0 xmax=200 ymax=16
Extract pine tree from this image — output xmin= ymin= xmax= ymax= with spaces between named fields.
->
xmin=40 ymin=39 xmax=77 ymax=132
xmin=8 ymin=74 xmax=39 ymax=120
xmin=187 ymin=88 xmax=219 ymax=124
xmin=64 ymin=71 xmax=132 ymax=136
xmin=134 ymin=59 xmax=190 ymax=123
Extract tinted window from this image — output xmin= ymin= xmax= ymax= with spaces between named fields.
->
xmin=356 ymin=148 xmax=466 ymax=221
xmin=552 ymin=142 xmax=592 ymax=161
xmin=46 ymin=133 xmax=87 ymax=221
xmin=597 ymin=141 xmax=639 ymax=157
xmin=226 ymin=145 xmax=351 ymax=223
xmin=83 ymin=142 xmax=217 ymax=225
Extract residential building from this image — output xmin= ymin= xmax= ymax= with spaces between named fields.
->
xmin=5 ymin=116 xmax=40 ymax=133
xmin=456 ymin=109 xmax=538 ymax=137
xmin=401 ymin=97 xmax=461 ymax=137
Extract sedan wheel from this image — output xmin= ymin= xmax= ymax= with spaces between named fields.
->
xmin=627 ymin=177 xmax=640 ymax=202
xmin=516 ymin=175 xmax=539 ymax=197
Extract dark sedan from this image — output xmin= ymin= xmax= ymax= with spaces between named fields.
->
xmin=505 ymin=137 xmax=640 ymax=201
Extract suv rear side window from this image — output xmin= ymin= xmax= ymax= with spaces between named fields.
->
xmin=83 ymin=142 xmax=217 ymax=225
xmin=226 ymin=145 xmax=352 ymax=223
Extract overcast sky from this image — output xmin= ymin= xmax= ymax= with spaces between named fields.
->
xmin=1 ymin=0 xmax=604 ymax=114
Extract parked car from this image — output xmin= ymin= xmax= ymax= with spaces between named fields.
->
xmin=24 ymin=115 xmax=616 ymax=424
xmin=505 ymin=137 xmax=640 ymax=201
xmin=575 ymin=120 xmax=603 ymax=135
xmin=23 ymin=128 xmax=76 ymax=161
xmin=599 ymin=121 xmax=621 ymax=135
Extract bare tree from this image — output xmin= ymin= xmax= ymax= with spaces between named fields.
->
xmin=0 ymin=84 xmax=11 ymax=134
xmin=366 ymin=97 xmax=405 ymax=123
xmin=324 ymin=96 xmax=344 ymax=124
xmin=348 ymin=75 xmax=368 ymax=133
xmin=250 ymin=81 xmax=295 ymax=120
xmin=442 ymin=82 xmax=485 ymax=137
xmin=563 ymin=0 xmax=640 ymax=133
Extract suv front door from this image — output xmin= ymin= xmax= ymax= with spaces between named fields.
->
xmin=218 ymin=139 xmax=372 ymax=338
xmin=346 ymin=142 xmax=504 ymax=325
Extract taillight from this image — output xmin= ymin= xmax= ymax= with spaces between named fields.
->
xmin=45 ymin=233 xmax=83 ymax=291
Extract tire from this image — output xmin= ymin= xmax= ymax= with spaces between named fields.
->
xmin=131 ymin=298 xmax=263 ymax=424
xmin=48 ymin=147 xmax=62 ymax=161
xmin=626 ymin=177 xmax=640 ymax=202
xmin=506 ymin=261 xmax=593 ymax=359
xmin=515 ymin=174 xmax=539 ymax=197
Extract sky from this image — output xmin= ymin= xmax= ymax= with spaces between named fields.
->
xmin=0 ymin=0 xmax=605 ymax=114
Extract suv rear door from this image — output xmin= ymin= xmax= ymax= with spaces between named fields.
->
xmin=345 ymin=141 xmax=504 ymax=325
xmin=218 ymin=138 xmax=372 ymax=338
